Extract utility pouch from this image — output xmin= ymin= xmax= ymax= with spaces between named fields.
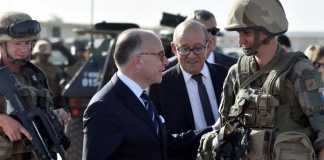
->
xmin=244 ymin=93 xmax=279 ymax=128
xmin=246 ymin=129 xmax=272 ymax=160
xmin=228 ymin=89 xmax=249 ymax=117
xmin=273 ymin=131 xmax=315 ymax=160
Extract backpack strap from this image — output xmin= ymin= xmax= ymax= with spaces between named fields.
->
xmin=237 ymin=53 xmax=279 ymax=89
xmin=262 ymin=51 xmax=307 ymax=94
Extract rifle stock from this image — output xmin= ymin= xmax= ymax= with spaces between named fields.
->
xmin=0 ymin=66 xmax=69 ymax=160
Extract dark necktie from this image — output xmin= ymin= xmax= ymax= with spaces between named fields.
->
xmin=140 ymin=91 xmax=159 ymax=135
xmin=192 ymin=73 xmax=215 ymax=126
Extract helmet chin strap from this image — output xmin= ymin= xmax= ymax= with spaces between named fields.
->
xmin=2 ymin=43 xmax=31 ymax=66
xmin=243 ymin=30 xmax=274 ymax=56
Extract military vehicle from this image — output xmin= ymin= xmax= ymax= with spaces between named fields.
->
xmin=62 ymin=22 xmax=139 ymax=160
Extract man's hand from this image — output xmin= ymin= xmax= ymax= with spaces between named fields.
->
xmin=319 ymin=148 xmax=324 ymax=160
xmin=53 ymin=108 xmax=71 ymax=126
xmin=0 ymin=114 xmax=32 ymax=141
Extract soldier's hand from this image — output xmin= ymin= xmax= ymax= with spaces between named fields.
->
xmin=319 ymin=148 xmax=324 ymax=160
xmin=53 ymin=108 xmax=71 ymax=126
xmin=0 ymin=114 xmax=32 ymax=141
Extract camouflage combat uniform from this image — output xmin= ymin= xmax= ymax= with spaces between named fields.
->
xmin=0 ymin=62 xmax=53 ymax=160
xmin=32 ymin=58 xmax=64 ymax=107
xmin=198 ymin=46 xmax=324 ymax=160
xmin=197 ymin=0 xmax=324 ymax=159
xmin=31 ymin=39 xmax=66 ymax=109
xmin=32 ymin=59 xmax=62 ymax=93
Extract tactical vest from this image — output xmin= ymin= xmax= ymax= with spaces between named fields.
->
xmin=197 ymin=48 xmax=318 ymax=160
xmin=0 ymin=62 xmax=53 ymax=159
xmin=1 ymin=62 xmax=53 ymax=114
xmin=227 ymin=49 xmax=309 ymax=131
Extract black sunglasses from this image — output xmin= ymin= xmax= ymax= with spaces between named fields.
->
xmin=0 ymin=20 xmax=41 ymax=38
xmin=207 ymin=27 xmax=220 ymax=36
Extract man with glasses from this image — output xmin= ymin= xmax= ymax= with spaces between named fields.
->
xmin=187 ymin=9 xmax=237 ymax=68
xmin=83 ymin=28 xmax=212 ymax=160
xmin=0 ymin=12 xmax=66 ymax=160
xmin=150 ymin=20 xmax=228 ymax=160
xmin=165 ymin=10 xmax=236 ymax=71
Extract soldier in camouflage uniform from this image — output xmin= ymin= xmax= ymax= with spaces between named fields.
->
xmin=197 ymin=0 xmax=324 ymax=160
xmin=0 ymin=12 xmax=56 ymax=160
xmin=32 ymin=40 xmax=62 ymax=98
xmin=31 ymin=40 xmax=70 ymax=126
xmin=32 ymin=40 xmax=64 ymax=103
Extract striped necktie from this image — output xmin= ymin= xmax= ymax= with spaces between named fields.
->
xmin=140 ymin=91 xmax=159 ymax=134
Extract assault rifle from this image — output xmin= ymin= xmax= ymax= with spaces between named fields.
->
xmin=213 ymin=120 xmax=251 ymax=160
xmin=0 ymin=66 xmax=70 ymax=160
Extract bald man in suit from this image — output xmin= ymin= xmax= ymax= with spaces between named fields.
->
xmin=83 ymin=28 xmax=211 ymax=160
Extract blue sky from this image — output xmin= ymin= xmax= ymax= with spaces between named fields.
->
xmin=1 ymin=0 xmax=323 ymax=31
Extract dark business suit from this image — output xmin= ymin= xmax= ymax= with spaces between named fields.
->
xmin=82 ymin=74 xmax=210 ymax=160
xmin=213 ymin=50 xmax=237 ymax=69
xmin=149 ymin=62 xmax=228 ymax=160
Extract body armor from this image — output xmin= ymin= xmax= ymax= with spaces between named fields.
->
xmin=0 ymin=62 xmax=52 ymax=159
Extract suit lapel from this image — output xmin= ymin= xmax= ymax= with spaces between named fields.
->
xmin=175 ymin=65 xmax=196 ymax=129
xmin=112 ymin=75 xmax=159 ymax=138
xmin=213 ymin=51 xmax=218 ymax=64
xmin=207 ymin=62 xmax=222 ymax=103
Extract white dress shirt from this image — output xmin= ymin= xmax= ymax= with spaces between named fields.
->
xmin=117 ymin=71 xmax=146 ymax=106
xmin=180 ymin=63 xmax=219 ymax=130
xmin=206 ymin=51 xmax=215 ymax=64
xmin=117 ymin=71 xmax=165 ymax=125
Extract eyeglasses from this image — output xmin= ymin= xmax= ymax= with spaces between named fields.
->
xmin=207 ymin=27 xmax=220 ymax=36
xmin=176 ymin=44 xmax=207 ymax=56
xmin=139 ymin=51 xmax=165 ymax=61
xmin=0 ymin=20 xmax=41 ymax=38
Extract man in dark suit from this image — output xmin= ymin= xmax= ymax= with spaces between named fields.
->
xmin=150 ymin=20 xmax=228 ymax=160
xmin=165 ymin=10 xmax=237 ymax=71
xmin=82 ymin=29 xmax=211 ymax=160
xmin=188 ymin=9 xmax=237 ymax=68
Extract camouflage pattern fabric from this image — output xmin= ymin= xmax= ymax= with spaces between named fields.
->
xmin=217 ymin=46 xmax=324 ymax=158
xmin=273 ymin=131 xmax=315 ymax=160
xmin=0 ymin=133 xmax=13 ymax=159
xmin=31 ymin=59 xmax=62 ymax=98
xmin=225 ymin=0 xmax=288 ymax=35
xmin=0 ymin=62 xmax=53 ymax=159
xmin=197 ymin=131 xmax=218 ymax=160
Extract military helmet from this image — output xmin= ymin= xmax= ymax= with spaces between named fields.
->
xmin=225 ymin=0 xmax=288 ymax=35
xmin=32 ymin=40 xmax=52 ymax=55
xmin=0 ymin=11 xmax=41 ymax=42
